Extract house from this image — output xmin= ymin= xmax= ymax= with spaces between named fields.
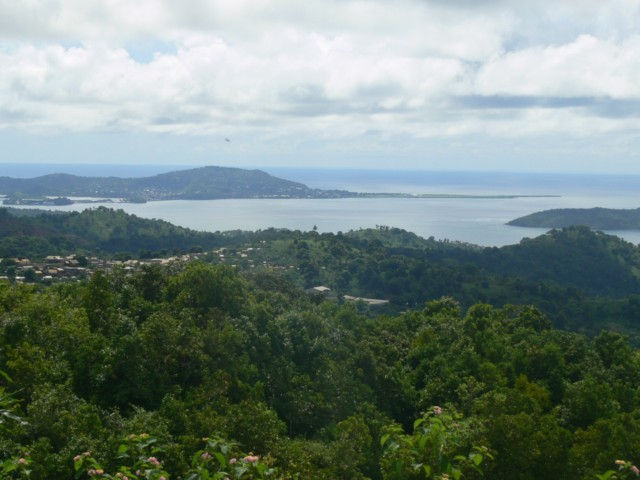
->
xmin=45 ymin=256 xmax=65 ymax=264
xmin=307 ymin=285 xmax=332 ymax=295
xmin=343 ymin=295 xmax=389 ymax=307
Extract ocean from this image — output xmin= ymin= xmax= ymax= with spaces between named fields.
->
xmin=3 ymin=164 xmax=640 ymax=247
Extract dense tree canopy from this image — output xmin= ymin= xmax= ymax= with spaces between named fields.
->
xmin=1 ymin=264 xmax=639 ymax=479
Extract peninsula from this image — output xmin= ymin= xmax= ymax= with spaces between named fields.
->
xmin=0 ymin=165 xmax=557 ymax=203
xmin=508 ymin=207 xmax=640 ymax=230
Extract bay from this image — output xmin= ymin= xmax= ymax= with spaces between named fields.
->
xmin=9 ymin=194 xmax=640 ymax=247
xmin=4 ymin=165 xmax=640 ymax=246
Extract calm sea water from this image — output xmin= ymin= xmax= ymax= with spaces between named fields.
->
xmin=3 ymin=164 xmax=640 ymax=247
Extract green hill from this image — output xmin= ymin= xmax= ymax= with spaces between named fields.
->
xmin=508 ymin=207 xmax=640 ymax=230
xmin=0 ymin=207 xmax=240 ymax=257
xmin=478 ymin=226 xmax=640 ymax=296
xmin=0 ymin=165 xmax=352 ymax=201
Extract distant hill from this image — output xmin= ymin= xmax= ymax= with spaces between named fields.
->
xmin=477 ymin=226 xmax=640 ymax=296
xmin=0 ymin=207 xmax=244 ymax=258
xmin=508 ymin=207 xmax=640 ymax=230
xmin=0 ymin=166 xmax=352 ymax=201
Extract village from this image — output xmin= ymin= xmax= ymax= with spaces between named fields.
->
xmin=0 ymin=246 xmax=390 ymax=307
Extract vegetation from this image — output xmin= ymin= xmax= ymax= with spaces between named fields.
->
xmin=0 ymin=207 xmax=244 ymax=259
xmin=4 ymin=207 xmax=640 ymax=338
xmin=217 ymin=225 xmax=640 ymax=337
xmin=1 ymin=263 xmax=640 ymax=478
xmin=508 ymin=207 xmax=640 ymax=230
xmin=0 ymin=166 xmax=351 ymax=201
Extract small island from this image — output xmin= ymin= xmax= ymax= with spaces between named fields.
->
xmin=508 ymin=207 xmax=640 ymax=230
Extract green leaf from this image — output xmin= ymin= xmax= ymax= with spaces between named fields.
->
xmin=418 ymin=435 xmax=428 ymax=451
xmin=192 ymin=450 xmax=204 ymax=467
xmin=214 ymin=451 xmax=226 ymax=467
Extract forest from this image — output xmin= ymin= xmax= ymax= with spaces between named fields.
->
xmin=1 ymin=263 xmax=640 ymax=479
xmin=0 ymin=208 xmax=236 ymax=259
xmin=2 ymin=208 xmax=640 ymax=478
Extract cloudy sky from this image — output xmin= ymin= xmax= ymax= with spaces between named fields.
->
xmin=2 ymin=0 xmax=640 ymax=172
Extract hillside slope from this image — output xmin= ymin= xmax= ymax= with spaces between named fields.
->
xmin=0 ymin=207 xmax=236 ymax=257
xmin=508 ymin=207 xmax=640 ymax=230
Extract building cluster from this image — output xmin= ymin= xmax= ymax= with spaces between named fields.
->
xmin=0 ymin=255 xmax=90 ymax=283
xmin=211 ymin=245 xmax=297 ymax=273
xmin=1 ymin=242 xmax=388 ymax=307
xmin=0 ymin=253 xmax=205 ymax=283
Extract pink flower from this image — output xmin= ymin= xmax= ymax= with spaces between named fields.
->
xmin=88 ymin=469 xmax=97 ymax=476
xmin=433 ymin=406 xmax=443 ymax=415
xmin=243 ymin=455 xmax=259 ymax=463
xmin=631 ymin=465 xmax=640 ymax=476
xmin=200 ymin=452 xmax=212 ymax=461
xmin=229 ymin=458 xmax=237 ymax=464
xmin=147 ymin=456 xmax=161 ymax=466
xmin=159 ymin=477 xmax=167 ymax=480
xmin=17 ymin=458 xmax=27 ymax=465
xmin=83 ymin=451 xmax=92 ymax=457
xmin=73 ymin=455 xmax=82 ymax=462
xmin=96 ymin=469 xmax=104 ymax=475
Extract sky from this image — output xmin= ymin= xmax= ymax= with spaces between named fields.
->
xmin=1 ymin=0 xmax=640 ymax=173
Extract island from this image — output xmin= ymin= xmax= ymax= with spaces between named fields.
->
xmin=3 ymin=195 xmax=73 ymax=206
xmin=0 ymin=165 xmax=557 ymax=203
xmin=507 ymin=207 xmax=640 ymax=230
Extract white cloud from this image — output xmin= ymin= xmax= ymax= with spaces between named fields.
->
xmin=1 ymin=0 xmax=640 ymax=146
xmin=475 ymin=34 xmax=640 ymax=98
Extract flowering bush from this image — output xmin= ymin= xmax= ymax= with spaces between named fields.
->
xmin=184 ymin=435 xmax=277 ymax=480
xmin=73 ymin=434 xmax=171 ymax=480
xmin=597 ymin=460 xmax=640 ymax=479
xmin=0 ymin=454 xmax=31 ymax=479
xmin=72 ymin=434 xmax=276 ymax=480
xmin=380 ymin=407 xmax=491 ymax=480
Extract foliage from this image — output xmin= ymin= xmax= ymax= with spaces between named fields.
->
xmin=596 ymin=460 xmax=640 ymax=479
xmin=380 ymin=407 xmax=490 ymax=480
xmin=1 ymin=260 xmax=640 ymax=478
xmin=71 ymin=434 xmax=277 ymax=480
